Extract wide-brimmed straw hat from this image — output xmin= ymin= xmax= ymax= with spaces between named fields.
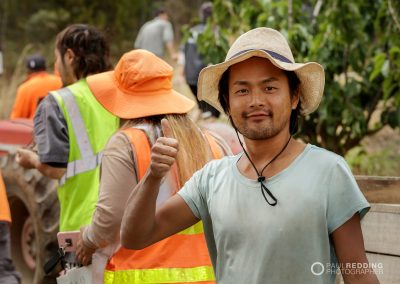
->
xmin=87 ymin=49 xmax=195 ymax=119
xmin=198 ymin=27 xmax=325 ymax=115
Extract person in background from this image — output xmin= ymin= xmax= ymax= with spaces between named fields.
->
xmin=10 ymin=55 xmax=62 ymax=119
xmin=0 ymin=47 xmax=4 ymax=75
xmin=75 ymin=49 xmax=231 ymax=283
xmin=134 ymin=9 xmax=177 ymax=61
xmin=0 ymin=170 xmax=21 ymax=284
xmin=15 ymin=24 xmax=119 ymax=234
xmin=120 ymin=27 xmax=379 ymax=284
xmin=183 ymin=2 xmax=220 ymax=119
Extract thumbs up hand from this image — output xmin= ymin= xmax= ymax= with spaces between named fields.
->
xmin=149 ymin=118 xmax=179 ymax=179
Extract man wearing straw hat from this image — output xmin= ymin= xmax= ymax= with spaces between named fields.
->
xmin=121 ymin=28 xmax=379 ymax=283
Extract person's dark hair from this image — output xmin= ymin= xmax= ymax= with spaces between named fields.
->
xmin=284 ymin=70 xmax=301 ymax=134
xmin=218 ymin=67 xmax=301 ymax=135
xmin=200 ymin=2 xmax=212 ymax=23
xmin=218 ymin=68 xmax=230 ymax=114
xmin=56 ymin=24 xmax=111 ymax=79
xmin=154 ymin=8 xmax=167 ymax=17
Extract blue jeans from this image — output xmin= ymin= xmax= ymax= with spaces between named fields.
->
xmin=0 ymin=222 xmax=20 ymax=284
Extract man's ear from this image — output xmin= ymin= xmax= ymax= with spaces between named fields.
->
xmin=291 ymin=88 xmax=301 ymax=110
xmin=64 ymin=48 xmax=75 ymax=64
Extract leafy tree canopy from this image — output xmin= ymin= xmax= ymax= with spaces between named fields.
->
xmin=196 ymin=0 xmax=400 ymax=155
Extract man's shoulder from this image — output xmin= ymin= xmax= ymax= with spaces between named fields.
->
xmin=43 ymin=73 xmax=62 ymax=84
xmin=152 ymin=18 xmax=172 ymax=29
xmin=19 ymin=73 xmax=44 ymax=89
xmin=305 ymin=144 xmax=346 ymax=168
xmin=198 ymin=155 xmax=236 ymax=176
xmin=63 ymin=79 xmax=91 ymax=95
xmin=34 ymin=93 xmax=61 ymax=120
xmin=68 ymin=78 xmax=89 ymax=88
xmin=45 ymin=81 xmax=82 ymax=108
xmin=17 ymin=80 xmax=32 ymax=93
xmin=144 ymin=18 xmax=162 ymax=27
xmin=307 ymin=144 xmax=342 ymax=158
xmin=190 ymin=23 xmax=206 ymax=34
xmin=29 ymin=73 xmax=62 ymax=90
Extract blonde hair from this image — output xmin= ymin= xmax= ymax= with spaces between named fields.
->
xmin=122 ymin=114 xmax=212 ymax=189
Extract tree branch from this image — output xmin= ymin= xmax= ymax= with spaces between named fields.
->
xmin=365 ymin=89 xmax=383 ymax=127
xmin=288 ymin=0 xmax=293 ymax=29
xmin=312 ymin=0 xmax=323 ymax=26
xmin=388 ymin=0 xmax=400 ymax=32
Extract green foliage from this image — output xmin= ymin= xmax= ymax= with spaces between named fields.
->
xmin=26 ymin=9 xmax=70 ymax=43
xmin=198 ymin=0 xmax=400 ymax=155
xmin=345 ymin=146 xmax=400 ymax=176
xmin=0 ymin=0 xmax=153 ymax=64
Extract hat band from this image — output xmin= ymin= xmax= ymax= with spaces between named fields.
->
xmin=228 ymin=49 xmax=293 ymax=64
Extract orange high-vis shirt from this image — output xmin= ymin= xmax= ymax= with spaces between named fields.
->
xmin=10 ymin=71 xmax=62 ymax=119
xmin=0 ymin=170 xmax=11 ymax=222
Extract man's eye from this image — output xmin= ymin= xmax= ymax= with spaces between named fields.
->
xmin=235 ymin=89 xmax=248 ymax=95
xmin=265 ymin=86 xmax=275 ymax=91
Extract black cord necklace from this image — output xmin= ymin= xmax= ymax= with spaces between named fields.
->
xmin=235 ymin=130 xmax=292 ymax=206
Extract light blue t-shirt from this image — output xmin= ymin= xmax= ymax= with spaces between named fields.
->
xmin=178 ymin=144 xmax=370 ymax=284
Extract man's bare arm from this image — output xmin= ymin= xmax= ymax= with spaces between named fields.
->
xmin=16 ymin=148 xmax=66 ymax=179
xmin=166 ymin=41 xmax=178 ymax=61
xmin=331 ymin=213 xmax=380 ymax=284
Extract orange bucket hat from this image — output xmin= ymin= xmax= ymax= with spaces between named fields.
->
xmin=87 ymin=49 xmax=195 ymax=119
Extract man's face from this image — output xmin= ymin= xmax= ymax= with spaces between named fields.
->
xmin=54 ymin=48 xmax=75 ymax=87
xmin=228 ymin=57 xmax=299 ymax=140
xmin=159 ymin=12 xmax=169 ymax=21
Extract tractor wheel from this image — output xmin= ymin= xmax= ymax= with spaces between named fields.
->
xmin=0 ymin=153 xmax=59 ymax=284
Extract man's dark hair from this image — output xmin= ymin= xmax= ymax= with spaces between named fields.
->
xmin=200 ymin=2 xmax=212 ymax=23
xmin=154 ymin=8 xmax=167 ymax=17
xmin=218 ymin=67 xmax=301 ymax=135
xmin=56 ymin=24 xmax=111 ymax=80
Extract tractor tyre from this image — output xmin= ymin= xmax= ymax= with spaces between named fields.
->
xmin=0 ymin=153 xmax=59 ymax=284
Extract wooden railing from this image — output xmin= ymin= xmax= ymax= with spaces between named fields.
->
xmin=336 ymin=176 xmax=400 ymax=284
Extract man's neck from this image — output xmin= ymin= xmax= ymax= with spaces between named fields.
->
xmin=243 ymin=131 xmax=291 ymax=165
xmin=238 ymin=131 xmax=305 ymax=180
xmin=27 ymin=71 xmax=46 ymax=79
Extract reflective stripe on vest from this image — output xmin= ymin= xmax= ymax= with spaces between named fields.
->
xmin=104 ymin=126 xmax=216 ymax=284
xmin=104 ymin=266 xmax=215 ymax=284
xmin=59 ymin=152 xmax=103 ymax=185
xmin=57 ymin=87 xmax=102 ymax=185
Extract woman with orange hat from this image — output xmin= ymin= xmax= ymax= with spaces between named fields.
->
xmin=75 ymin=49 xmax=231 ymax=283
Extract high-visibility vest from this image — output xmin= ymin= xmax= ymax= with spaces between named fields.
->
xmin=51 ymin=79 xmax=119 ymax=231
xmin=104 ymin=126 xmax=221 ymax=284
xmin=0 ymin=170 xmax=11 ymax=223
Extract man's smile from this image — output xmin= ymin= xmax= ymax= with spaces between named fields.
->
xmin=243 ymin=110 xmax=273 ymax=120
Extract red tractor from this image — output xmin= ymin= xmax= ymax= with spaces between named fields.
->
xmin=0 ymin=119 xmax=58 ymax=284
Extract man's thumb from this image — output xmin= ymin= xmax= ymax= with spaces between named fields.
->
xmin=161 ymin=118 xmax=173 ymax=138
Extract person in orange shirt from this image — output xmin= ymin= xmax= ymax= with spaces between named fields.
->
xmin=0 ymin=170 xmax=21 ymax=283
xmin=10 ymin=55 xmax=62 ymax=119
